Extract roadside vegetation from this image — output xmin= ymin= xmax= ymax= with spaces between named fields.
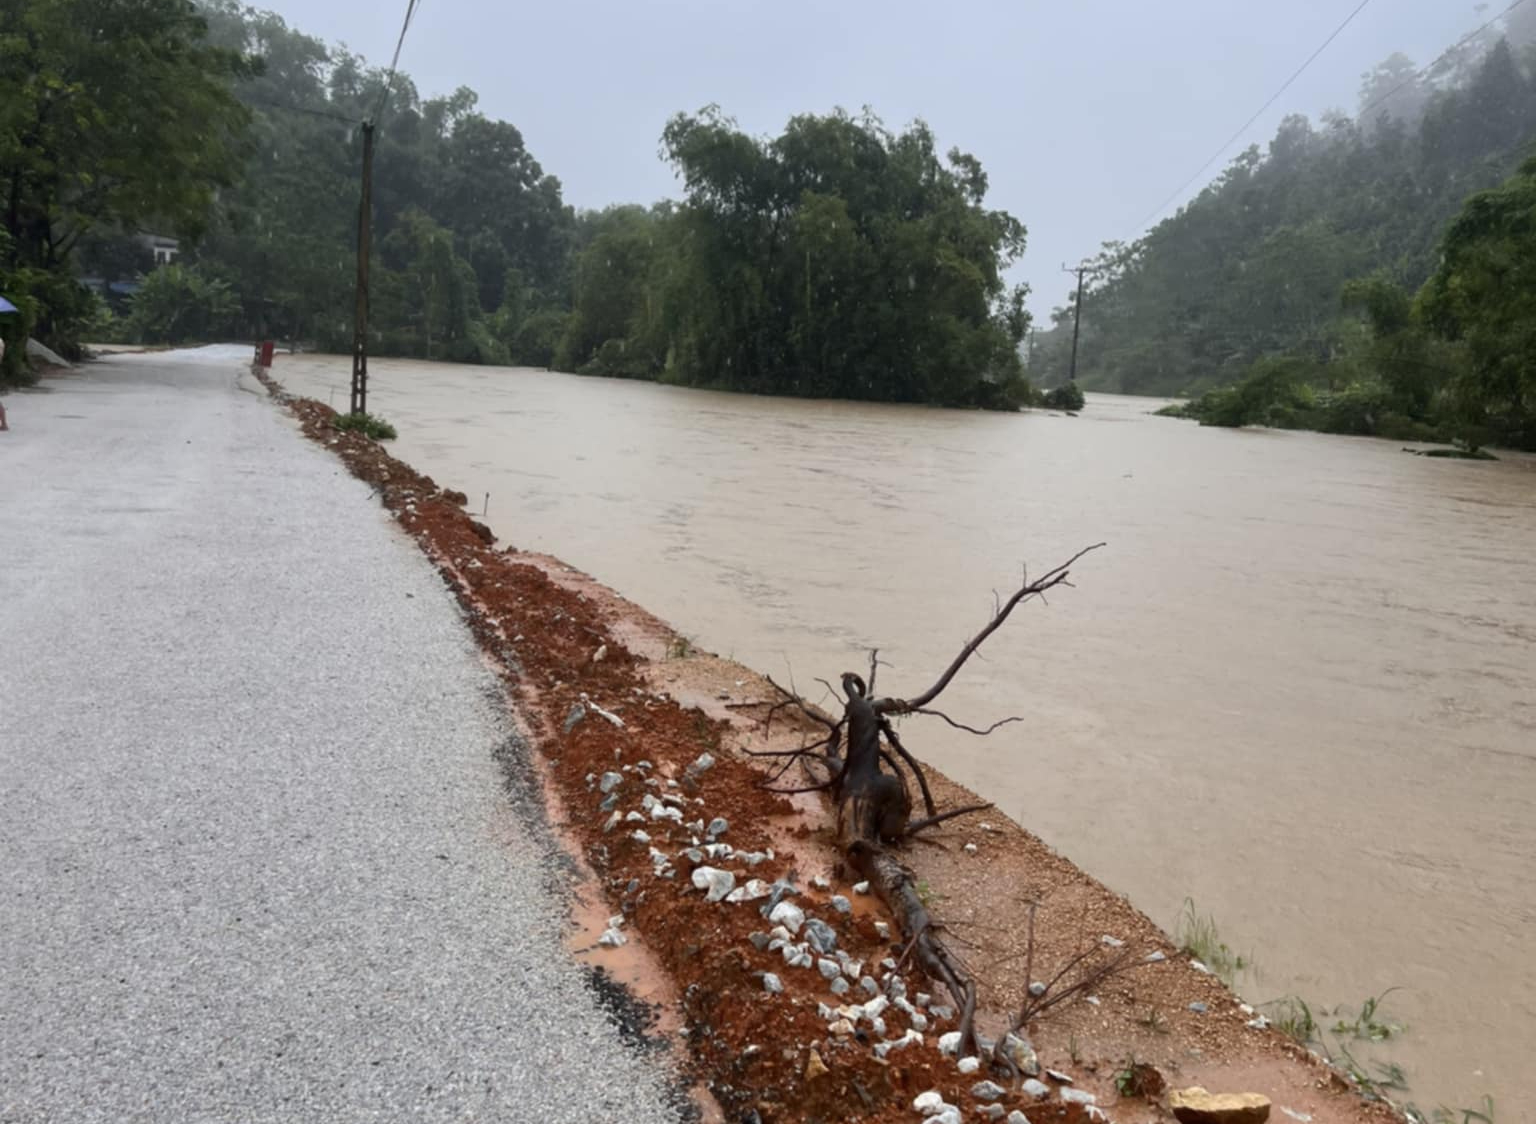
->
xmin=330 ymin=411 xmax=396 ymax=440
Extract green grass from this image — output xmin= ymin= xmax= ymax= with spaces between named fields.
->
xmin=1175 ymin=898 xmax=1252 ymax=985
xmin=1331 ymin=989 xmax=1405 ymax=1042
xmin=1264 ymin=995 xmax=1319 ymax=1045
xmin=331 ymin=411 xmax=397 ymax=440
xmin=665 ymin=634 xmax=695 ymax=659
xmin=1425 ymin=1096 xmax=1496 ymax=1124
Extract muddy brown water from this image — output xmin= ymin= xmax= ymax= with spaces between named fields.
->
xmin=275 ymin=355 xmax=1535 ymax=1119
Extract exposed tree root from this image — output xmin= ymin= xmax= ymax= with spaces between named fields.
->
xmin=759 ymin=545 xmax=1104 ymax=1059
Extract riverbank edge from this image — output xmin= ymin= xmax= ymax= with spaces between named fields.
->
xmin=249 ymin=364 xmax=1407 ymax=1124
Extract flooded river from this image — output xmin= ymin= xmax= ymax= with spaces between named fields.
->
xmin=277 ymin=355 xmax=1535 ymax=1118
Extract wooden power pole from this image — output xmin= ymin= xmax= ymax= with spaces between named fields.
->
xmin=1062 ymin=261 xmax=1092 ymax=384
xmin=349 ymin=122 xmax=375 ymax=416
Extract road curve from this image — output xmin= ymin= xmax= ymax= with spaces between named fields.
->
xmin=0 ymin=349 xmax=683 ymax=1123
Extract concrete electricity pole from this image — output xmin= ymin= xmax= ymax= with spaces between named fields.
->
xmin=349 ymin=122 xmax=375 ymax=417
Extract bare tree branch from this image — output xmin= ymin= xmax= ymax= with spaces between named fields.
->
xmin=879 ymin=718 xmax=938 ymax=818
xmin=911 ymin=707 xmax=1024 ymax=736
xmin=883 ymin=543 xmax=1104 ymax=714
xmin=904 ymin=803 xmax=992 ymax=836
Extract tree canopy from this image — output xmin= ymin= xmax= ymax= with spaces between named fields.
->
xmin=0 ymin=0 xmax=251 ymax=370
xmin=556 ymin=108 xmax=1032 ymax=407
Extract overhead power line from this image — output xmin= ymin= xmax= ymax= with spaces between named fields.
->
xmin=243 ymin=94 xmax=361 ymax=126
xmin=372 ymin=0 xmax=422 ymax=125
xmin=1356 ymin=0 xmax=1529 ymax=124
xmin=1124 ymin=0 xmax=1377 ymax=240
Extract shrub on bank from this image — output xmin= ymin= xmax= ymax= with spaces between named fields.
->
xmin=332 ymin=412 xmax=397 ymax=440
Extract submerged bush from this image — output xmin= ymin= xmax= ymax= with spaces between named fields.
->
xmin=1041 ymin=381 xmax=1085 ymax=411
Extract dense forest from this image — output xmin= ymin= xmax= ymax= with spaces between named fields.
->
xmin=2 ymin=0 xmax=1038 ymax=408
xmin=2 ymin=2 xmax=1532 ymax=432
xmin=1029 ymin=12 xmax=1536 ymax=448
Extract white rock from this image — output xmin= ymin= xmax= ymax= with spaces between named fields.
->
xmin=598 ymin=928 xmax=626 ymax=948
xmin=817 ymin=958 xmax=841 ymax=981
xmin=963 ymin=842 xmax=978 ymax=855
xmin=724 ymin=878 xmax=772 ymax=903
xmin=957 ymin=1056 xmax=981 ymax=1075
xmin=1006 ymin=1113 xmax=1032 ymax=1124
xmin=910 ymin=1012 xmax=929 ymax=1032
xmin=1100 ymin=934 xmax=1124 ymax=948
xmin=1145 ymin=950 xmax=1167 ymax=963
xmin=937 ymin=1031 xmax=962 ymax=1056
xmin=830 ymin=894 xmax=852 ymax=915
xmin=853 ymin=880 xmax=871 ymax=894
xmin=608 ymin=914 xmax=625 ymax=929
xmin=861 ymin=995 xmax=889 ymax=1021
xmin=1060 ymin=1089 xmax=1096 ymax=1106
xmin=971 ymin=1080 xmax=1006 ymax=1102
xmin=762 ymin=973 xmax=783 ymax=994
xmin=768 ymin=900 xmax=805 ymax=934
xmin=828 ymin=1018 xmax=854 ymax=1037
xmin=811 ymin=875 xmax=831 ymax=890
xmin=631 ymin=829 xmax=651 ymax=844
xmin=913 ymin=1090 xmax=946 ymax=1115
xmin=598 ymin=771 xmax=623 ymax=793
xmin=932 ymin=1108 xmax=961 ymax=1124
xmin=874 ymin=920 xmax=891 ymax=939
xmin=691 ymin=866 xmax=735 ymax=902
xmin=1021 ymin=1078 xmax=1051 ymax=1100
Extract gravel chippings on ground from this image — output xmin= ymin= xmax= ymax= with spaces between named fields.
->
xmin=0 ymin=350 xmax=683 ymax=1124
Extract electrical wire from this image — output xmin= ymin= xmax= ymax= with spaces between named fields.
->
xmin=372 ymin=0 xmax=422 ymax=126
xmin=243 ymin=94 xmax=361 ymax=126
xmin=1124 ymin=0 xmax=1377 ymax=239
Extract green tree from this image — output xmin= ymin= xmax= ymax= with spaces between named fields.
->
xmin=126 ymin=263 xmax=238 ymax=344
xmin=634 ymin=107 xmax=1032 ymax=407
xmin=0 ymin=0 xmax=252 ymax=354
xmin=1418 ymin=155 xmax=1536 ymax=446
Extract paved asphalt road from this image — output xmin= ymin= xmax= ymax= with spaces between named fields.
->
xmin=0 ymin=350 xmax=683 ymax=1123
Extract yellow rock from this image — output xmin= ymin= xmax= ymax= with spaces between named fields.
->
xmin=1169 ymin=1086 xmax=1271 ymax=1124
xmin=804 ymin=1048 xmax=829 ymax=1081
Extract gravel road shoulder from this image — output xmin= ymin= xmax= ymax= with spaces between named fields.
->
xmin=0 ymin=349 xmax=683 ymax=1123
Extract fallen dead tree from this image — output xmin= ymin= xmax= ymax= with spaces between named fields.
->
xmin=748 ymin=544 xmax=1104 ymax=1058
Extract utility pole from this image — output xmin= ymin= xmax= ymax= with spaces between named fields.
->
xmin=1061 ymin=261 xmax=1094 ymax=383
xmin=349 ymin=122 xmax=375 ymax=416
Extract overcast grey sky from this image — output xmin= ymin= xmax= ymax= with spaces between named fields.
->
xmin=256 ymin=0 xmax=1492 ymax=316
